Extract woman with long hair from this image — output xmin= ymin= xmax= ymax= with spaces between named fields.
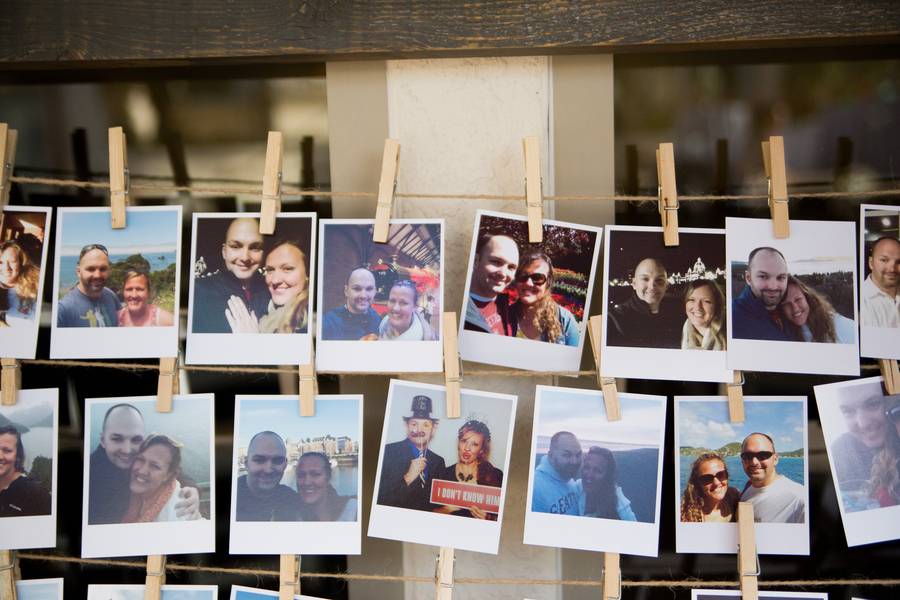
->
xmin=578 ymin=447 xmax=636 ymax=520
xmin=122 ymin=434 xmax=197 ymax=523
xmin=867 ymin=398 xmax=900 ymax=507
xmin=294 ymin=452 xmax=357 ymax=521
xmin=0 ymin=425 xmax=51 ymax=517
xmin=0 ymin=240 xmax=40 ymax=325
xmin=680 ymin=452 xmax=740 ymax=522
xmin=378 ymin=279 xmax=436 ymax=340
xmin=117 ymin=268 xmax=175 ymax=327
xmin=433 ymin=420 xmax=503 ymax=520
xmin=510 ymin=251 xmax=579 ymax=346
xmin=680 ymin=279 xmax=727 ymax=350
xmin=780 ymin=275 xmax=855 ymax=344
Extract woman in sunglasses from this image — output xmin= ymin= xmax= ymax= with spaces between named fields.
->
xmin=509 ymin=251 xmax=579 ymax=346
xmin=680 ymin=452 xmax=740 ymax=522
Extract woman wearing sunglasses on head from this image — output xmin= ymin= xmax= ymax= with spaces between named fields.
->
xmin=680 ymin=452 xmax=740 ymax=522
xmin=509 ymin=251 xmax=579 ymax=346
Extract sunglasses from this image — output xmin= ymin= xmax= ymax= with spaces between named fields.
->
xmin=740 ymin=451 xmax=774 ymax=462
xmin=250 ymin=455 xmax=287 ymax=466
xmin=515 ymin=272 xmax=548 ymax=286
xmin=697 ymin=470 xmax=728 ymax=486
xmin=79 ymin=243 xmax=109 ymax=259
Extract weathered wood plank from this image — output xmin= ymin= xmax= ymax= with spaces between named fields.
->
xmin=1 ymin=1 xmax=899 ymax=69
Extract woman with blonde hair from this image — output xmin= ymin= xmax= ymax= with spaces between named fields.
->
xmin=122 ymin=434 xmax=196 ymax=523
xmin=780 ymin=275 xmax=855 ymax=344
xmin=680 ymin=453 xmax=740 ymax=522
xmin=680 ymin=279 xmax=727 ymax=350
xmin=117 ymin=268 xmax=175 ymax=327
xmin=0 ymin=240 xmax=40 ymax=325
xmin=510 ymin=251 xmax=579 ymax=346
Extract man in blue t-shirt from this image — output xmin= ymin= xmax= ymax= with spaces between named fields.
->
xmin=57 ymin=244 xmax=121 ymax=327
xmin=531 ymin=431 xmax=582 ymax=515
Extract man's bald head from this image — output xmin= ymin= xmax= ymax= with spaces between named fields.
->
xmin=100 ymin=404 xmax=145 ymax=470
xmin=246 ymin=431 xmax=288 ymax=495
xmin=631 ymin=258 xmax=669 ymax=312
xmin=868 ymin=236 xmax=900 ymax=295
xmin=745 ymin=247 xmax=789 ymax=310
xmin=344 ymin=268 xmax=377 ymax=314
xmin=471 ymin=234 xmax=520 ymax=298
xmin=221 ymin=218 xmax=264 ymax=280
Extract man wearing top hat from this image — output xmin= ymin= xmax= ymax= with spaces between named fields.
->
xmin=377 ymin=395 xmax=446 ymax=512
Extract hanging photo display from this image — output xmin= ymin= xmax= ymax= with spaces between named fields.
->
xmin=80 ymin=394 xmax=215 ymax=558
xmin=87 ymin=585 xmax=218 ymax=600
xmin=458 ymin=210 xmax=602 ymax=372
xmin=814 ymin=376 xmax=900 ymax=547
xmin=14 ymin=579 xmax=63 ymax=600
xmin=0 ymin=206 xmax=52 ymax=358
xmin=50 ymin=206 xmax=182 ymax=359
xmin=674 ymin=396 xmax=810 ymax=555
xmin=186 ymin=212 xmax=316 ymax=365
xmin=230 ymin=585 xmax=328 ymax=600
xmin=725 ymin=216 xmax=859 ymax=375
xmin=0 ymin=389 xmax=58 ymax=550
xmin=316 ymin=219 xmax=444 ymax=372
xmin=229 ymin=395 xmax=363 ymax=555
xmin=369 ymin=379 xmax=516 ymax=554
xmin=523 ymin=386 xmax=666 ymax=556
xmin=601 ymin=225 xmax=731 ymax=383
xmin=858 ymin=204 xmax=899 ymax=359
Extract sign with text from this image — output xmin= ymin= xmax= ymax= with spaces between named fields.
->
xmin=430 ymin=479 xmax=501 ymax=514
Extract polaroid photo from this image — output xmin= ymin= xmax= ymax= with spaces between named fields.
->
xmin=229 ymin=394 xmax=363 ymax=555
xmin=725 ymin=217 xmax=859 ymax=376
xmin=15 ymin=579 xmax=63 ymax=600
xmin=859 ymin=204 xmax=899 ymax=359
xmin=186 ymin=212 xmax=316 ymax=365
xmin=87 ymin=585 xmax=218 ymax=600
xmin=692 ymin=591 xmax=827 ymax=600
xmin=231 ymin=584 xmax=327 ymax=600
xmin=458 ymin=210 xmax=602 ymax=372
xmin=523 ymin=386 xmax=666 ymax=557
xmin=50 ymin=206 xmax=182 ymax=359
xmin=0 ymin=206 xmax=52 ymax=358
xmin=675 ymin=396 xmax=810 ymax=555
xmin=814 ymin=376 xmax=900 ymax=546
xmin=369 ymin=379 xmax=517 ymax=554
xmin=0 ymin=389 xmax=58 ymax=550
xmin=81 ymin=394 xmax=215 ymax=558
xmin=601 ymin=225 xmax=731 ymax=383
xmin=316 ymin=219 xmax=444 ymax=372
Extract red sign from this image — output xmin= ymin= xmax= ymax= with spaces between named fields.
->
xmin=430 ymin=479 xmax=502 ymax=514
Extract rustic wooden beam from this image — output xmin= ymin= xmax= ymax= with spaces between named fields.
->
xmin=2 ymin=1 xmax=899 ymax=69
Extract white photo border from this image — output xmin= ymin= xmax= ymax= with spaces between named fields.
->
xmin=87 ymin=585 xmax=219 ymax=600
xmin=230 ymin=584 xmax=328 ymax=600
xmin=15 ymin=578 xmax=64 ymax=600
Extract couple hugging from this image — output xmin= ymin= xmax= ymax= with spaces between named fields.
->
xmin=192 ymin=217 xmax=309 ymax=335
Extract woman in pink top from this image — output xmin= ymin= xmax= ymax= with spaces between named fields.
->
xmin=117 ymin=269 xmax=175 ymax=327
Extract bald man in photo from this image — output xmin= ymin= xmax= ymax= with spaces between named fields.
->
xmin=861 ymin=236 xmax=900 ymax=328
xmin=321 ymin=267 xmax=382 ymax=340
xmin=607 ymin=257 xmax=682 ymax=348
xmin=732 ymin=247 xmax=798 ymax=341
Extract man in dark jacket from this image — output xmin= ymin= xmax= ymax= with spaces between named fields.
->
xmin=377 ymin=395 xmax=446 ymax=512
xmin=235 ymin=431 xmax=299 ymax=521
xmin=607 ymin=258 xmax=681 ymax=348
xmin=732 ymin=247 xmax=796 ymax=341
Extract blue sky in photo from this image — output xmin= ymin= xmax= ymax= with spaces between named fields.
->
xmin=60 ymin=210 xmax=179 ymax=256
xmin=16 ymin=581 xmax=61 ymax=600
xmin=236 ymin=398 xmax=360 ymax=448
xmin=87 ymin=588 xmax=214 ymax=600
xmin=679 ymin=400 xmax=805 ymax=452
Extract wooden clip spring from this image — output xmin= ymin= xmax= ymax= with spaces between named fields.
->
xmin=737 ymin=502 xmax=760 ymax=600
xmin=144 ymin=555 xmax=166 ymax=600
xmin=279 ymin=554 xmax=300 ymax=600
xmin=373 ymin=139 xmax=401 ymax=243
xmin=523 ymin=136 xmax=543 ymax=243
xmin=0 ymin=123 xmax=18 ymax=207
xmin=156 ymin=357 xmax=178 ymax=413
xmin=1 ymin=359 xmax=19 ymax=407
xmin=0 ymin=550 xmax=18 ymax=600
xmin=443 ymin=313 xmax=462 ymax=419
xmin=434 ymin=547 xmax=455 ymax=600
xmin=260 ymin=131 xmax=284 ymax=235
xmin=587 ymin=316 xmax=620 ymax=421
xmin=727 ymin=371 xmax=745 ymax=423
xmin=656 ymin=142 xmax=679 ymax=247
xmin=880 ymin=359 xmax=900 ymax=395
xmin=299 ymin=347 xmax=317 ymax=417
xmin=762 ymin=136 xmax=790 ymax=239
xmin=602 ymin=552 xmax=621 ymax=600
xmin=108 ymin=126 xmax=129 ymax=229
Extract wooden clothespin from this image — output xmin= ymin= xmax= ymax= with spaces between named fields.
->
xmin=108 ymin=126 xmax=129 ymax=229
xmin=727 ymin=371 xmax=745 ymax=423
xmin=523 ymin=136 xmax=543 ymax=243
xmin=602 ymin=552 xmax=621 ymax=600
xmin=587 ymin=316 xmax=620 ymax=421
xmin=144 ymin=555 xmax=166 ymax=600
xmin=880 ymin=359 xmax=900 ymax=395
xmin=260 ymin=131 xmax=284 ymax=235
xmin=373 ymin=139 xmax=401 ymax=243
xmin=279 ymin=554 xmax=300 ymax=600
xmin=299 ymin=347 xmax=317 ymax=417
xmin=0 ymin=550 xmax=17 ymax=600
xmin=737 ymin=502 xmax=759 ymax=600
xmin=0 ymin=123 xmax=18 ymax=207
xmin=156 ymin=357 xmax=179 ymax=413
xmin=0 ymin=359 xmax=19 ymax=407
xmin=442 ymin=312 xmax=461 ymax=419
xmin=656 ymin=142 xmax=679 ymax=247
xmin=762 ymin=136 xmax=790 ymax=239
xmin=434 ymin=547 xmax=454 ymax=600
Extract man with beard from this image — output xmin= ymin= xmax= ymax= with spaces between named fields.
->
xmin=57 ymin=244 xmax=120 ymax=327
xmin=377 ymin=395 xmax=446 ymax=511
xmin=464 ymin=234 xmax=519 ymax=336
xmin=607 ymin=257 xmax=682 ymax=348
xmin=831 ymin=382 xmax=894 ymax=492
xmin=531 ymin=431 xmax=582 ymax=515
xmin=235 ymin=431 xmax=299 ymax=521
xmin=739 ymin=433 xmax=805 ymax=523
xmin=321 ymin=267 xmax=382 ymax=340
xmin=861 ymin=236 xmax=900 ymax=328
xmin=732 ymin=247 xmax=797 ymax=341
